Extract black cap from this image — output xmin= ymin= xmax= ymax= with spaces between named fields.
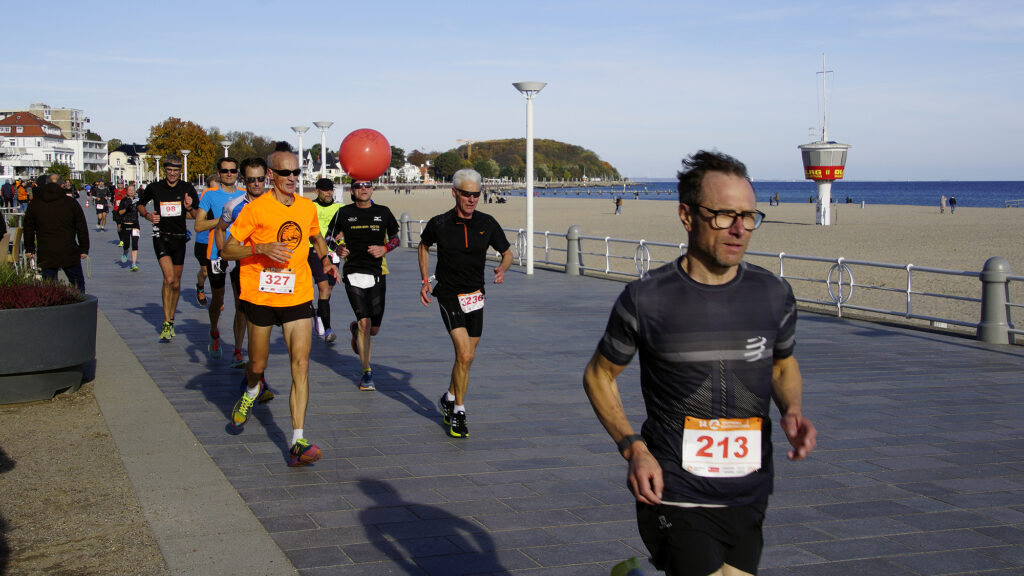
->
xmin=315 ymin=178 xmax=334 ymax=191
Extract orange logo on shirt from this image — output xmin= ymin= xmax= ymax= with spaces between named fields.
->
xmin=277 ymin=221 xmax=303 ymax=250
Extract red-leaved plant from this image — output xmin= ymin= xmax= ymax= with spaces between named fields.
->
xmin=0 ymin=266 xmax=84 ymax=309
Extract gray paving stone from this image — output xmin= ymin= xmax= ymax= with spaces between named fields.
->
xmin=889 ymin=549 xmax=1013 ymax=574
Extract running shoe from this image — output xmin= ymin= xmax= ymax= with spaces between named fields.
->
xmin=237 ymin=374 xmax=275 ymax=403
xmin=120 ymin=253 xmax=128 ymax=263
xmin=208 ymin=331 xmax=222 ymax=359
xmin=449 ymin=411 xmax=469 ymax=438
xmin=118 ymin=240 xmax=124 ymax=248
xmin=230 ymin=350 xmax=245 ymax=369
xmin=359 ymin=370 xmax=376 ymax=391
xmin=324 ymin=328 xmax=336 ymax=343
xmin=159 ymin=321 xmax=174 ymax=342
xmin=130 ymin=264 xmax=138 ymax=272
xmin=349 ymin=321 xmax=359 ymax=354
xmin=230 ymin=391 xmax=257 ymax=429
xmin=196 ymin=288 xmax=207 ymax=307
xmin=288 ymin=438 xmax=321 ymax=467
xmin=438 ymin=393 xmax=455 ymax=426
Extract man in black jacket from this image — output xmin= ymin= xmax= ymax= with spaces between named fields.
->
xmin=23 ymin=176 xmax=90 ymax=292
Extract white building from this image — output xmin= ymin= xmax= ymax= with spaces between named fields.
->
xmin=0 ymin=112 xmax=75 ymax=180
xmin=386 ymin=162 xmax=424 ymax=183
xmin=0 ymin=103 xmax=107 ymax=180
xmin=108 ymin=144 xmax=153 ymax=186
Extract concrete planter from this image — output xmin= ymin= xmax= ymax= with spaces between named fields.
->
xmin=0 ymin=294 xmax=97 ymax=404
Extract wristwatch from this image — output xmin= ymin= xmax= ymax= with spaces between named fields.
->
xmin=617 ymin=434 xmax=645 ymax=456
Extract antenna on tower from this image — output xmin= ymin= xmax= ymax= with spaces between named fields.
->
xmin=817 ymin=53 xmax=834 ymax=142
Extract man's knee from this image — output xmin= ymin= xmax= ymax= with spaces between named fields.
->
xmin=455 ymin=348 xmax=475 ymax=366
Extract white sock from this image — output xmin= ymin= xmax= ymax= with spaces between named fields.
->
xmin=445 ymin=392 xmax=455 ymax=402
xmin=291 ymin=429 xmax=304 ymax=445
xmin=454 ymin=404 xmax=465 ymax=414
xmin=245 ymin=383 xmax=260 ymax=398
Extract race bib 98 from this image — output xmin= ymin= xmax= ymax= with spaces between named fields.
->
xmin=159 ymin=202 xmax=182 ymax=217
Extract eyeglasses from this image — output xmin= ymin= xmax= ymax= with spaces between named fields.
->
xmin=245 ymin=176 xmax=265 ymax=184
xmin=270 ymin=168 xmax=302 ymax=177
xmin=351 ymin=182 xmax=373 ymax=189
xmin=454 ymin=187 xmax=481 ymax=198
xmin=691 ymin=204 xmax=765 ymax=231
xmin=219 ymin=168 xmax=238 ymax=174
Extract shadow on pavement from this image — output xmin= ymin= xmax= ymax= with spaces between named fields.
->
xmin=0 ymin=446 xmax=13 ymax=574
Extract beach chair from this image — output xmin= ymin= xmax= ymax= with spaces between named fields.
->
xmin=3 ymin=226 xmax=23 ymax=268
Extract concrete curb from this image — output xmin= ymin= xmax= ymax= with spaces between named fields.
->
xmin=91 ymin=308 xmax=296 ymax=576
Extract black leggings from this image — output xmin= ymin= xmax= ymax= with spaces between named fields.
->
xmin=119 ymin=227 xmax=140 ymax=251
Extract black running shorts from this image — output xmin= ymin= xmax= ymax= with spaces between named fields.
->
xmin=241 ymin=300 xmax=314 ymax=328
xmin=194 ymin=241 xmax=210 ymax=267
xmin=307 ymin=250 xmax=337 ymax=286
xmin=436 ymin=291 xmax=484 ymax=338
xmin=153 ymin=236 xmax=187 ymax=266
xmin=636 ymin=500 xmax=767 ymax=576
xmin=343 ymin=274 xmax=386 ymax=327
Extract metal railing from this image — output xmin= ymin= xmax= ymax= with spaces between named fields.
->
xmin=1006 ymin=199 xmax=1024 ymax=208
xmin=398 ymin=214 xmax=1020 ymax=344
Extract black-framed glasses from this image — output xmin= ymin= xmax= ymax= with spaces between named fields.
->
xmin=219 ymin=168 xmax=238 ymax=174
xmin=270 ymin=168 xmax=302 ymax=177
xmin=245 ymin=176 xmax=265 ymax=184
xmin=691 ymin=204 xmax=765 ymax=231
xmin=351 ymin=182 xmax=373 ymax=189
xmin=454 ymin=187 xmax=481 ymax=198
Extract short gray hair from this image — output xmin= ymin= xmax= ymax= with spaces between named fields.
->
xmin=163 ymin=153 xmax=182 ymax=166
xmin=452 ymin=168 xmax=481 ymax=189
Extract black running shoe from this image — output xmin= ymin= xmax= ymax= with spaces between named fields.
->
xmin=448 ymin=411 xmax=468 ymax=438
xmin=438 ymin=393 xmax=454 ymax=426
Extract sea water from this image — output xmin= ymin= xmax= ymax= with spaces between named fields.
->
xmin=500 ymin=181 xmax=1024 ymax=208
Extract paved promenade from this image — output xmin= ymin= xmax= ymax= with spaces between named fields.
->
xmin=83 ymin=230 xmax=1023 ymax=576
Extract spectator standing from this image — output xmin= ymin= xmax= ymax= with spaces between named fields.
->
xmin=23 ymin=179 xmax=90 ymax=292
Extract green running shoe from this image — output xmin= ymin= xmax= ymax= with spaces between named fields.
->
xmin=230 ymin=392 xmax=257 ymax=429
xmin=159 ymin=321 xmax=174 ymax=342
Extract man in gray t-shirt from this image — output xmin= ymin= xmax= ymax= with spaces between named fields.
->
xmin=583 ymin=150 xmax=817 ymax=576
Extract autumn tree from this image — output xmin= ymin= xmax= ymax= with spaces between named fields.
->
xmin=146 ymin=117 xmax=217 ymax=183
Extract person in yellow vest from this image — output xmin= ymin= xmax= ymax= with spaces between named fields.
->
xmin=310 ymin=178 xmax=344 ymax=342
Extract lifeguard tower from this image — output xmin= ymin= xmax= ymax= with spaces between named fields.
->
xmin=798 ymin=55 xmax=850 ymax=226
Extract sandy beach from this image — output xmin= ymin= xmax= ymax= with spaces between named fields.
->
xmin=372 ymin=187 xmax=1023 ymax=332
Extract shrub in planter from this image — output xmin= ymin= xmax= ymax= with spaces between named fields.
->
xmin=0 ymin=266 xmax=96 ymax=404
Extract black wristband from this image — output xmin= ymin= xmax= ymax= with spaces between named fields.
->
xmin=617 ymin=434 xmax=645 ymax=456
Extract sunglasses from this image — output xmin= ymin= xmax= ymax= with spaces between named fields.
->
xmin=351 ymin=182 xmax=373 ymax=189
xmin=270 ymin=168 xmax=302 ymax=177
xmin=245 ymin=176 xmax=265 ymax=184
xmin=219 ymin=168 xmax=238 ymax=174
xmin=455 ymin=187 xmax=481 ymax=198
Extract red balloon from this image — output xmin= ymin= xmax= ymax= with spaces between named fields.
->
xmin=339 ymin=129 xmax=392 ymax=181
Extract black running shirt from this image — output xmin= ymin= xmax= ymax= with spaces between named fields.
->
xmin=137 ymin=180 xmax=199 ymax=238
xmin=419 ymin=208 xmax=510 ymax=298
xmin=597 ymin=259 xmax=797 ymax=506
xmin=326 ymin=203 xmax=398 ymax=276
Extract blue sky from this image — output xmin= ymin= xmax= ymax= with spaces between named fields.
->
xmin=4 ymin=1 xmax=1022 ymax=180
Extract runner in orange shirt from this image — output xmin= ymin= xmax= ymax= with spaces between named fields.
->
xmin=220 ymin=147 xmax=338 ymax=467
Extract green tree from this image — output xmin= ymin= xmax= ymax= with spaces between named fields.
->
xmin=390 ymin=146 xmax=406 ymax=169
xmin=223 ymin=130 xmax=276 ymax=164
xmin=474 ymin=158 xmax=499 ymax=179
xmin=47 ymin=162 xmax=72 ymax=181
xmin=106 ymin=138 xmax=123 ymax=154
xmin=146 ymin=117 xmax=217 ymax=183
xmin=431 ymin=151 xmax=467 ymax=181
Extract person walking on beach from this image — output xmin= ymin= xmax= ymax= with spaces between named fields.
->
xmin=940 ymin=195 xmax=947 ymax=214
xmin=614 ymin=195 xmax=623 ymax=215
xmin=582 ymin=150 xmax=817 ymax=576
xmin=326 ymin=179 xmax=400 ymax=391
xmin=309 ymin=178 xmax=344 ymax=343
xmin=220 ymin=147 xmax=337 ymax=467
xmin=418 ymin=168 xmax=513 ymax=438
xmin=136 ymin=154 xmax=200 ymax=342
xmin=949 ymin=195 xmax=957 ymax=214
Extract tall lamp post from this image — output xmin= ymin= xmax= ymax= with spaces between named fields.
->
xmin=220 ymin=139 xmax=232 ymax=157
xmin=313 ymin=121 xmax=333 ymax=179
xmin=291 ymin=125 xmax=309 ymax=197
xmin=154 ymin=155 xmax=161 ymax=180
xmin=180 ymin=149 xmax=191 ymax=184
xmin=513 ymin=81 xmax=547 ymax=275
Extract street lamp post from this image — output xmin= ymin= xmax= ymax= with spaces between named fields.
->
xmin=291 ymin=126 xmax=309 ymax=197
xmin=180 ymin=150 xmax=191 ymax=183
xmin=154 ymin=155 xmax=161 ymax=180
xmin=313 ymin=121 xmax=333 ymax=179
xmin=220 ymin=139 xmax=232 ymax=157
xmin=513 ymin=81 xmax=547 ymax=275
